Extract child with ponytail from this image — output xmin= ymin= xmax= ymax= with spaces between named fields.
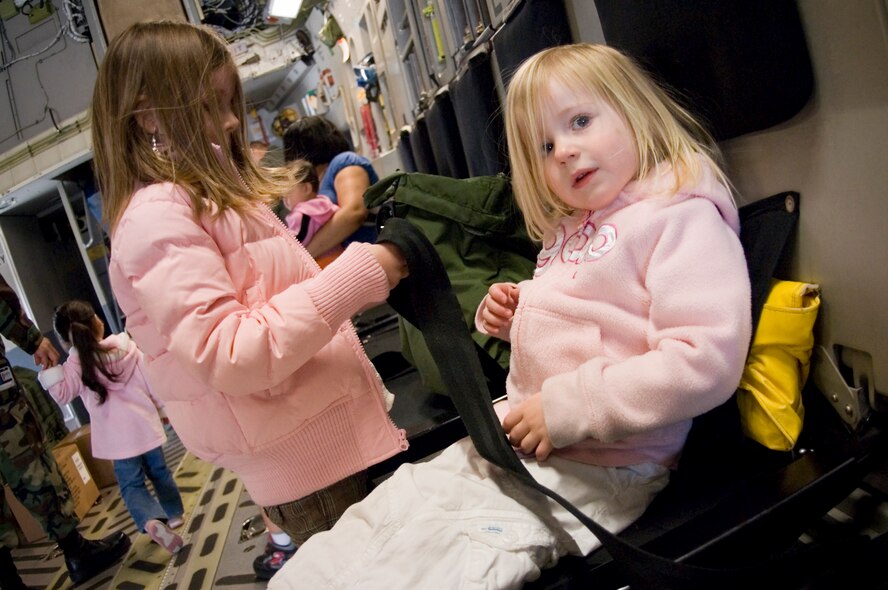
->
xmin=39 ymin=300 xmax=185 ymax=554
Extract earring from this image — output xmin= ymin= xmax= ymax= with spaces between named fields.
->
xmin=151 ymin=134 xmax=159 ymax=154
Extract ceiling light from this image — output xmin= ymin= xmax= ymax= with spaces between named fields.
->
xmin=267 ymin=0 xmax=304 ymax=19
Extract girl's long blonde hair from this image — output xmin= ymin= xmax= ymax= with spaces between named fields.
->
xmin=505 ymin=43 xmax=730 ymax=241
xmin=91 ymin=21 xmax=292 ymax=233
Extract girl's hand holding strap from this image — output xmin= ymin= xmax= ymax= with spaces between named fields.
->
xmin=368 ymin=243 xmax=408 ymax=289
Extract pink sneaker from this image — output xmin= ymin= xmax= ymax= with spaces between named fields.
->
xmin=167 ymin=516 xmax=184 ymax=530
xmin=145 ymin=519 xmax=184 ymax=554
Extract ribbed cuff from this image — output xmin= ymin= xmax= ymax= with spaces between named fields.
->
xmin=303 ymin=243 xmax=390 ymax=330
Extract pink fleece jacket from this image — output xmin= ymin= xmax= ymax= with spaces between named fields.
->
xmin=477 ymin=163 xmax=752 ymax=468
xmin=39 ymin=333 xmax=166 ymax=460
xmin=108 ymin=182 xmax=406 ymax=507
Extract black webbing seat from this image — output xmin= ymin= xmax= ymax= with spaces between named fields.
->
xmin=450 ymin=46 xmax=508 ymax=178
xmin=426 ymin=87 xmax=469 ymax=179
xmin=528 ymin=388 xmax=886 ymax=588
xmin=408 ymin=114 xmax=437 ymax=176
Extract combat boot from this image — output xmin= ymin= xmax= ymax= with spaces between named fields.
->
xmin=0 ymin=546 xmax=28 ymax=590
xmin=61 ymin=530 xmax=131 ymax=585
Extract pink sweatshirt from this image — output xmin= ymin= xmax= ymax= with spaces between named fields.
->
xmin=477 ymin=163 xmax=752 ymax=468
xmin=39 ymin=332 xmax=166 ymax=460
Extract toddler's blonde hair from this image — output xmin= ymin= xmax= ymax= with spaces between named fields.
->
xmin=505 ymin=43 xmax=730 ymax=241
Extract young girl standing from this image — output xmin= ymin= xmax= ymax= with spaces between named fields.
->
xmin=271 ymin=43 xmax=752 ymax=588
xmin=91 ymin=21 xmax=407 ymax=580
xmin=39 ymin=300 xmax=185 ymax=554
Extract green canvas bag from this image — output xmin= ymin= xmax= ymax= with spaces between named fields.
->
xmin=365 ymin=172 xmax=537 ymax=396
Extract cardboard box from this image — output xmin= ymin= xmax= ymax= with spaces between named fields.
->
xmin=58 ymin=425 xmax=117 ymax=489
xmin=50 ymin=443 xmax=99 ymax=520
xmin=3 ymin=485 xmax=47 ymax=544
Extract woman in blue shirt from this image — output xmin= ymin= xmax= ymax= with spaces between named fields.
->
xmin=284 ymin=116 xmax=379 ymax=265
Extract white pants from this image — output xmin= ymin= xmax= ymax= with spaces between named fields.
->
xmin=270 ymin=438 xmax=669 ymax=590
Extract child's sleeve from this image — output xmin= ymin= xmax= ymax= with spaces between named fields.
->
xmin=37 ymin=361 xmax=85 ymax=405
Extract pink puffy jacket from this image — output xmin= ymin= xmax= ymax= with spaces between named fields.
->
xmin=109 ymin=182 xmax=406 ymax=507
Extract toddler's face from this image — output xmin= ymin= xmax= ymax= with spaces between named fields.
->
xmin=539 ymin=80 xmax=638 ymax=212
xmin=283 ymin=182 xmax=316 ymax=209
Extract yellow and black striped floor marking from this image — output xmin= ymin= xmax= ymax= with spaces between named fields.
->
xmin=14 ymin=430 xmax=179 ymax=589
xmin=159 ymin=466 xmax=245 ymax=589
xmin=107 ymin=453 xmax=227 ymax=590
xmin=41 ymin=447 xmax=238 ymax=589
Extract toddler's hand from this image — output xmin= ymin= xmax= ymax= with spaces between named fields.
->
xmin=479 ymin=282 xmax=519 ymax=334
xmin=502 ymin=393 xmax=554 ymax=461
xmin=368 ymin=243 xmax=409 ymax=289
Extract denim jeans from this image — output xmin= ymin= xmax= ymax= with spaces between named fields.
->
xmin=113 ymin=446 xmax=184 ymax=532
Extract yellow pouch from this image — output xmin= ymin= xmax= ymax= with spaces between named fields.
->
xmin=737 ymin=280 xmax=821 ymax=451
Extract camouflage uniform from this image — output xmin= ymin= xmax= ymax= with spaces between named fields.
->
xmin=13 ymin=366 xmax=68 ymax=446
xmin=0 ymin=277 xmax=77 ymax=549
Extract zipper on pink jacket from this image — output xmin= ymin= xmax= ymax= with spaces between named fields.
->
xmin=258 ymin=204 xmax=408 ymax=450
